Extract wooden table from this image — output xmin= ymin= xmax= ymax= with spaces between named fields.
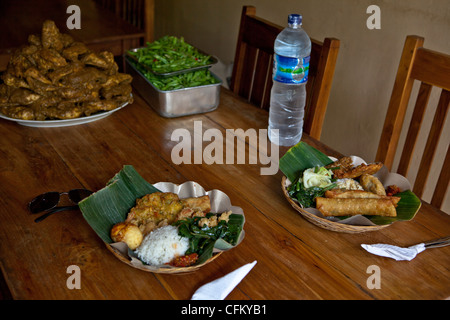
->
xmin=0 ymin=0 xmax=145 ymax=70
xmin=0 ymin=87 xmax=449 ymax=301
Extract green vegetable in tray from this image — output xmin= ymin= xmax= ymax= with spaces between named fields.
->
xmin=130 ymin=59 xmax=220 ymax=91
xmin=128 ymin=35 xmax=212 ymax=74
xmin=146 ymin=68 xmax=219 ymax=91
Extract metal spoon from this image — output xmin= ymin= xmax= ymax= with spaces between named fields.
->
xmin=424 ymin=236 xmax=450 ymax=249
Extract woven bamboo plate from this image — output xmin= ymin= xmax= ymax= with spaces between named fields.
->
xmin=281 ymin=176 xmax=387 ymax=233
xmin=105 ymin=181 xmax=245 ymax=274
xmin=279 ymin=144 xmax=420 ymax=233
xmin=106 ymin=242 xmax=223 ymax=274
xmin=80 ymin=166 xmax=245 ymax=274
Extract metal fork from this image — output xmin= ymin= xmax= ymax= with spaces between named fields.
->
xmin=424 ymin=236 xmax=450 ymax=249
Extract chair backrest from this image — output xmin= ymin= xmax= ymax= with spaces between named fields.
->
xmin=94 ymin=0 xmax=154 ymax=44
xmin=230 ymin=6 xmax=340 ymax=140
xmin=375 ymin=35 xmax=450 ymax=209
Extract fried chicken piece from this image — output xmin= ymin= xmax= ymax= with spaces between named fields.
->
xmin=82 ymin=100 xmax=118 ymax=115
xmin=100 ymin=83 xmax=132 ymax=100
xmin=333 ymin=162 xmax=383 ymax=179
xmin=57 ymin=86 xmax=98 ymax=102
xmin=7 ymin=51 xmax=35 ymax=78
xmin=2 ymin=72 xmax=30 ymax=89
xmin=102 ymin=73 xmax=133 ymax=88
xmin=82 ymin=51 xmax=115 ymax=69
xmin=1 ymin=106 xmax=35 ymax=120
xmin=24 ymin=67 xmax=60 ymax=96
xmin=39 ymin=48 xmax=67 ymax=68
xmin=41 ymin=20 xmax=63 ymax=51
xmin=24 ymin=67 xmax=52 ymax=85
xmin=30 ymin=95 xmax=62 ymax=120
xmin=62 ymin=42 xmax=89 ymax=61
xmin=47 ymin=61 xmax=84 ymax=83
xmin=9 ymin=88 xmax=41 ymax=105
xmin=45 ymin=101 xmax=84 ymax=119
xmin=31 ymin=50 xmax=56 ymax=71
xmin=60 ymin=67 xmax=108 ymax=88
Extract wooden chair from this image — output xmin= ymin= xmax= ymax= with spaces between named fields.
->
xmin=230 ymin=5 xmax=340 ymax=140
xmin=94 ymin=0 xmax=154 ymax=44
xmin=375 ymin=35 xmax=450 ymax=209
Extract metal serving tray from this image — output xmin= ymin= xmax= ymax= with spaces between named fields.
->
xmin=125 ymin=56 xmax=222 ymax=118
xmin=126 ymin=47 xmax=218 ymax=77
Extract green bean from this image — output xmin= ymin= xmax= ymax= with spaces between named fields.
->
xmin=128 ymin=35 xmax=212 ymax=74
xmin=129 ymin=59 xmax=219 ymax=91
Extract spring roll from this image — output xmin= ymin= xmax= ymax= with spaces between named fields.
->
xmin=325 ymin=190 xmax=400 ymax=206
xmin=316 ymin=197 xmax=397 ymax=217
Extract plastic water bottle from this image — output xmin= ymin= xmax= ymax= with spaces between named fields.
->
xmin=268 ymin=14 xmax=311 ymax=146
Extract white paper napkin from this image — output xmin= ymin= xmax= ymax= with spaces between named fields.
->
xmin=361 ymin=243 xmax=426 ymax=261
xmin=191 ymin=260 xmax=257 ymax=300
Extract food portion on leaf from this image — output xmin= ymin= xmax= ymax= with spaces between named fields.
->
xmin=80 ymin=166 xmax=244 ymax=269
xmin=287 ymin=156 xmax=399 ymax=217
xmin=110 ymin=190 xmax=243 ymax=267
xmin=280 ymin=142 xmax=420 ymax=224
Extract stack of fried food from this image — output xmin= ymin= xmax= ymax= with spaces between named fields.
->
xmin=316 ymin=157 xmax=400 ymax=217
xmin=0 ymin=20 xmax=133 ymax=120
xmin=110 ymin=192 xmax=212 ymax=250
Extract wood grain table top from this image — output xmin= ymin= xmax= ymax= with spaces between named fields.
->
xmin=0 ymin=87 xmax=449 ymax=300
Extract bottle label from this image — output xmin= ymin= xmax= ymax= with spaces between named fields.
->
xmin=273 ymin=54 xmax=310 ymax=84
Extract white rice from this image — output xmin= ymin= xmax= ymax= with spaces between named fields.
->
xmin=134 ymin=225 xmax=189 ymax=266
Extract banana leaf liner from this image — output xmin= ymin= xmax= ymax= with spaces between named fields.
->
xmin=79 ymin=165 xmax=245 ymax=273
xmin=280 ymin=142 xmax=421 ymax=233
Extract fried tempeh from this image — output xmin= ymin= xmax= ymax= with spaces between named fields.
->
xmin=316 ymin=197 xmax=397 ymax=217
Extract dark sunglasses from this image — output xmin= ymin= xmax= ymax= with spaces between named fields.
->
xmin=29 ymin=189 xmax=93 ymax=222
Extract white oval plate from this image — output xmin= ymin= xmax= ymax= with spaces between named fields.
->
xmin=0 ymin=100 xmax=130 ymax=128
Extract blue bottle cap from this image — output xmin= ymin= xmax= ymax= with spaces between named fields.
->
xmin=288 ymin=14 xmax=302 ymax=26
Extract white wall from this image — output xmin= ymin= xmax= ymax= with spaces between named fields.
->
xmin=154 ymin=0 xmax=450 ymax=212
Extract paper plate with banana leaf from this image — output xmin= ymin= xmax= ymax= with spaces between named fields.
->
xmin=280 ymin=142 xmax=421 ymax=233
xmin=79 ymin=166 xmax=245 ymax=273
